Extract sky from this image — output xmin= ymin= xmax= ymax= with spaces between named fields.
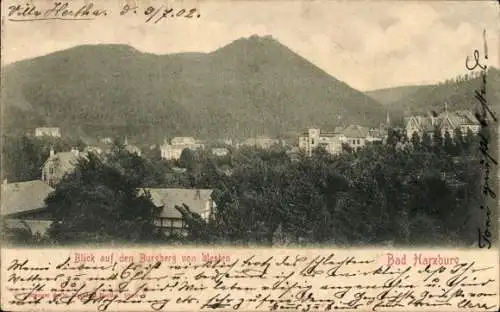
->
xmin=1 ymin=0 xmax=499 ymax=91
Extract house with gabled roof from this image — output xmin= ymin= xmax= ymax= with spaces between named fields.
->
xmin=404 ymin=115 xmax=437 ymax=138
xmin=124 ymin=137 xmax=142 ymax=156
xmin=41 ymin=148 xmax=84 ymax=187
xmin=341 ymin=124 xmax=371 ymax=149
xmin=404 ymin=108 xmax=480 ymax=139
xmin=138 ymin=188 xmax=215 ymax=236
xmin=439 ymin=110 xmax=481 ymax=136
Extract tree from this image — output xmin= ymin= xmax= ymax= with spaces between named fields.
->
xmin=387 ymin=128 xmax=403 ymax=146
xmin=341 ymin=143 xmax=354 ymax=154
xmin=179 ymin=148 xmax=196 ymax=171
xmin=3 ymin=135 xmax=88 ymax=183
xmin=453 ymin=127 xmax=464 ymax=155
xmin=45 ymin=152 xmax=163 ymax=243
xmin=421 ymin=133 xmax=432 ymax=151
xmin=143 ymin=145 xmax=162 ymax=161
xmin=464 ymin=128 xmax=476 ymax=153
xmin=175 ymin=204 xmax=214 ymax=243
xmin=432 ymin=128 xmax=443 ymax=152
xmin=410 ymin=132 xmax=420 ymax=149
xmin=3 ymin=135 xmax=46 ymax=182
xmin=443 ymin=131 xmax=454 ymax=155
xmin=106 ymin=142 xmax=167 ymax=187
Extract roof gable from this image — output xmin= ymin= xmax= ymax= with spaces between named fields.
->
xmin=43 ymin=152 xmax=87 ymax=171
xmin=342 ymin=125 xmax=370 ymax=138
xmin=406 ymin=117 xmax=420 ymax=130
xmin=441 ymin=115 xmax=458 ymax=129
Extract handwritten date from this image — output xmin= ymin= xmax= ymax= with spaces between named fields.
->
xmin=120 ymin=4 xmax=201 ymax=23
xmin=5 ymin=2 xmax=201 ymax=23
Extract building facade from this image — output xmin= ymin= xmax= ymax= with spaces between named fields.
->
xmin=35 ymin=127 xmax=61 ymax=138
xmin=299 ymin=128 xmax=345 ymax=156
xmin=298 ymin=125 xmax=385 ymax=156
xmin=404 ymin=110 xmax=481 ymax=139
xmin=41 ymin=148 xmax=82 ymax=187
xmin=211 ymin=147 xmax=230 ymax=157
xmin=160 ymin=137 xmax=204 ymax=160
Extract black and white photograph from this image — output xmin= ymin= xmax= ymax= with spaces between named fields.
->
xmin=1 ymin=0 xmax=498 ymax=248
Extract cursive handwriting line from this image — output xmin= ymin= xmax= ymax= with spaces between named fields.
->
xmin=8 ymin=17 xmax=95 ymax=22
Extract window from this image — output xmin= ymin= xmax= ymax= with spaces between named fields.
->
xmin=49 ymin=166 xmax=54 ymax=174
xmin=357 ymin=139 xmax=360 ymax=144
xmin=311 ymin=139 xmax=315 ymax=145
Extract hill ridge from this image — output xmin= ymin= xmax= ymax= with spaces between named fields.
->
xmin=2 ymin=35 xmax=386 ymax=142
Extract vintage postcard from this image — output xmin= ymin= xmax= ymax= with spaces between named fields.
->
xmin=1 ymin=0 xmax=499 ymax=311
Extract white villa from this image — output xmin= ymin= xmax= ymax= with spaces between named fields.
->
xmin=299 ymin=125 xmax=385 ymax=156
xmin=160 ymin=137 xmax=204 ymax=160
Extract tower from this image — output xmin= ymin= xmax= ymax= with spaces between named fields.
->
xmin=308 ymin=128 xmax=320 ymax=156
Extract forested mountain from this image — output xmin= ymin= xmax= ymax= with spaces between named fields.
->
xmin=2 ymin=35 xmax=386 ymax=142
xmin=388 ymin=68 xmax=500 ymax=115
xmin=365 ymin=85 xmax=426 ymax=106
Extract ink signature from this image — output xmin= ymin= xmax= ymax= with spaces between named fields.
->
xmin=465 ymin=29 xmax=497 ymax=249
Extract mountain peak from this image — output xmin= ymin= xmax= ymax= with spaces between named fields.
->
xmin=212 ymin=34 xmax=287 ymax=55
xmin=64 ymin=43 xmax=141 ymax=55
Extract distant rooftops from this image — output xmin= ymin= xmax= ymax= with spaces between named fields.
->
xmin=300 ymin=125 xmax=381 ymax=138
xmin=342 ymin=125 xmax=370 ymax=138
xmin=404 ymin=110 xmax=480 ymax=132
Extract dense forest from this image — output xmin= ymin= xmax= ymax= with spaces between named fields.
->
xmin=3 ymin=126 xmax=497 ymax=247
xmin=390 ymin=68 xmax=500 ymax=115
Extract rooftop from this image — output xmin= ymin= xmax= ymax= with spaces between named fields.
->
xmin=341 ymin=124 xmax=370 ymax=138
xmin=404 ymin=110 xmax=479 ymax=132
xmin=44 ymin=151 xmax=84 ymax=172
xmin=1 ymin=180 xmax=54 ymax=217
xmin=138 ymin=188 xmax=213 ymax=219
